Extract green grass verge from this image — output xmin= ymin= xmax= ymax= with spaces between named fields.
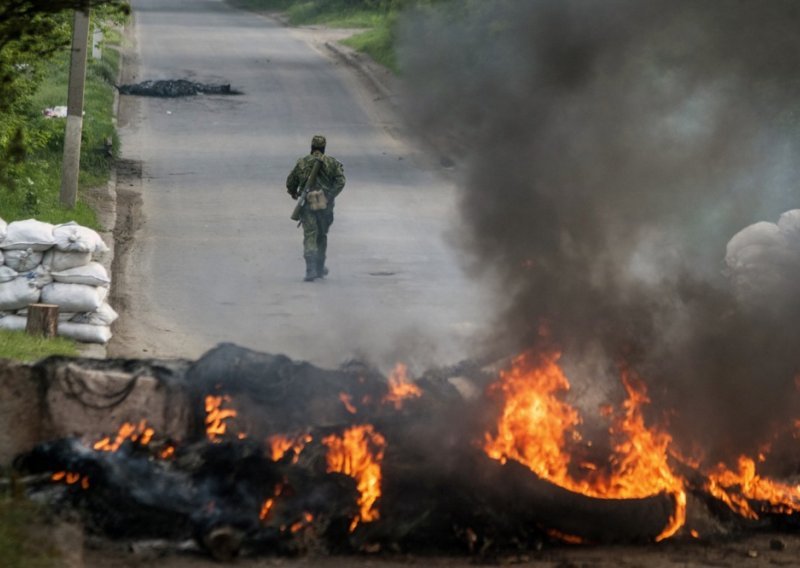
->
xmin=0 ymin=330 xmax=78 ymax=362
xmin=227 ymin=0 xmax=398 ymax=70
xmin=0 ymin=497 xmax=60 ymax=568
xmin=341 ymin=22 xmax=397 ymax=72
xmin=0 ymin=26 xmax=122 ymax=229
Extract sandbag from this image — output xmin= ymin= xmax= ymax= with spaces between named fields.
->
xmin=0 ymin=219 xmax=55 ymax=251
xmin=41 ymin=283 xmax=107 ymax=313
xmin=53 ymin=222 xmax=109 ymax=254
xmin=70 ymin=302 xmax=118 ymax=326
xmin=20 ymin=266 xmax=53 ymax=289
xmin=51 ymin=262 xmax=110 ymax=287
xmin=18 ymin=309 xmax=76 ymax=323
xmin=0 ymin=267 xmax=17 ymax=284
xmin=0 ymin=315 xmax=27 ymax=332
xmin=42 ymin=249 xmax=92 ymax=272
xmin=0 ymin=217 xmax=6 ymax=241
xmin=57 ymin=322 xmax=112 ymax=344
xmin=0 ymin=278 xmax=41 ymax=310
xmin=4 ymin=249 xmax=44 ymax=272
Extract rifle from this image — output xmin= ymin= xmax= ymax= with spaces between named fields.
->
xmin=290 ymin=158 xmax=322 ymax=222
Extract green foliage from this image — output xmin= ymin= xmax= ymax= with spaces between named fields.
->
xmin=1 ymin=15 xmax=122 ymax=227
xmin=342 ymin=22 xmax=397 ymax=71
xmin=0 ymin=1 xmax=127 ymax=218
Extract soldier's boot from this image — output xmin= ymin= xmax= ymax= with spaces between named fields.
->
xmin=316 ymin=254 xmax=329 ymax=278
xmin=303 ymin=254 xmax=319 ymax=282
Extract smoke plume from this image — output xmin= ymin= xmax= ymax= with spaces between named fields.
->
xmin=399 ymin=1 xmax=800 ymax=464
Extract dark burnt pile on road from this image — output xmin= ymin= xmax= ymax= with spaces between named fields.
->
xmin=10 ymin=343 xmax=800 ymax=560
xmin=118 ymin=79 xmax=241 ymax=97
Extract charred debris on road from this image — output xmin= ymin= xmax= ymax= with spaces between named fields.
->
xmin=118 ymin=79 xmax=242 ymax=97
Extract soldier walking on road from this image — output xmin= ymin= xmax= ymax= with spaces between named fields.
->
xmin=286 ymin=135 xmax=346 ymax=281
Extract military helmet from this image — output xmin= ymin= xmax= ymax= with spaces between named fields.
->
xmin=311 ymin=135 xmax=327 ymax=149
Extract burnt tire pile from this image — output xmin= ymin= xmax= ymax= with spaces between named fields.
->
xmin=0 ymin=218 xmax=116 ymax=344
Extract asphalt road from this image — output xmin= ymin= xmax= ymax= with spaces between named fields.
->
xmin=111 ymin=0 xmax=492 ymax=369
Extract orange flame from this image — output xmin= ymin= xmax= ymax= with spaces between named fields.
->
xmin=289 ymin=512 xmax=314 ymax=533
xmin=205 ymin=395 xmax=237 ymax=441
xmin=340 ymin=393 xmax=358 ymax=414
xmin=323 ymin=425 xmax=386 ymax=531
xmin=483 ymin=352 xmax=686 ymax=541
xmin=268 ymin=433 xmax=312 ymax=462
xmin=705 ymin=456 xmax=800 ymax=519
xmin=383 ymin=363 xmax=421 ymax=409
xmin=93 ymin=420 xmax=154 ymax=452
xmin=51 ymin=471 xmax=90 ymax=490
xmin=259 ymin=483 xmax=285 ymax=522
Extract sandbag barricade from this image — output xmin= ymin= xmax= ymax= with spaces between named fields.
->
xmin=0 ymin=219 xmax=116 ymax=344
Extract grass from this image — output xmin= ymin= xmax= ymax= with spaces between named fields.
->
xmin=0 ymin=497 xmax=60 ymax=568
xmin=0 ymin=26 xmax=122 ymax=229
xmin=0 ymin=330 xmax=78 ymax=362
xmin=227 ymin=0 xmax=398 ymax=70
xmin=341 ymin=22 xmax=397 ymax=71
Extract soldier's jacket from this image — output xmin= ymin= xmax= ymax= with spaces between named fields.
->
xmin=286 ymin=151 xmax=346 ymax=203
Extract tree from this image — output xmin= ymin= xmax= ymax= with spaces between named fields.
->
xmin=0 ymin=0 xmax=129 ymax=192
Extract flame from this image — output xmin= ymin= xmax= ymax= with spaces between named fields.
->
xmin=705 ymin=455 xmax=800 ymax=519
xmin=268 ymin=433 xmax=312 ymax=462
xmin=383 ymin=363 xmax=421 ymax=409
xmin=259 ymin=484 xmax=286 ymax=521
xmin=322 ymin=425 xmax=386 ymax=531
xmin=93 ymin=420 xmax=154 ymax=452
xmin=51 ymin=471 xmax=89 ymax=490
xmin=339 ymin=393 xmax=358 ymax=414
xmin=159 ymin=445 xmax=175 ymax=459
xmin=289 ymin=512 xmax=314 ymax=533
xmin=483 ymin=352 xmax=686 ymax=541
xmin=259 ymin=498 xmax=275 ymax=521
xmin=205 ymin=395 xmax=237 ymax=441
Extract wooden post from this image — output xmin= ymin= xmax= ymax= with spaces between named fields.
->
xmin=25 ymin=304 xmax=60 ymax=338
xmin=60 ymin=8 xmax=91 ymax=209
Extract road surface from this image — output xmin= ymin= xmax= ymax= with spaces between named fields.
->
xmin=110 ymin=0 xmax=492 ymax=370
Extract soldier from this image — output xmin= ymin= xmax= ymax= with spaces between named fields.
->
xmin=286 ymin=135 xmax=346 ymax=281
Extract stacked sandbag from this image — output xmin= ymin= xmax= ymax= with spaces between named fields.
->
xmin=0 ymin=218 xmax=116 ymax=344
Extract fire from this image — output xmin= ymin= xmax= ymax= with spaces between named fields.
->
xmin=268 ymin=433 xmax=312 ymax=462
xmin=322 ymin=424 xmax=386 ymax=531
xmin=93 ymin=420 xmax=154 ymax=452
xmin=52 ymin=471 xmax=90 ymax=490
xmin=383 ymin=363 xmax=421 ymax=409
xmin=705 ymin=455 xmax=800 ymax=519
xmin=483 ymin=352 xmax=686 ymax=541
xmin=339 ymin=393 xmax=357 ymax=414
xmin=259 ymin=483 xmax=285 ymax=521
xmin=291 ymin=512 xmax=314 ymax=533
xmin=205 ymin=395 xmax=237 ymax=441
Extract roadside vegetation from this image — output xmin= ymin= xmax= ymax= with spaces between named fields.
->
xmin=0 ymin=19 xmax=124 ymax=229
xmin=227 ymin=0 xmax=456 ymax=72
xmin=0 ymin=330 xmax=78 ymax=362
xmin=0 ymin=2 xmax=128 ymax=362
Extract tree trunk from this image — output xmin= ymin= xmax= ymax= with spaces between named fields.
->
xmin=25 ymin=303 xmax=59 ymax=338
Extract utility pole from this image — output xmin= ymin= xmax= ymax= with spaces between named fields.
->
xmin=60 ymin=8 xmax=91 ymax=209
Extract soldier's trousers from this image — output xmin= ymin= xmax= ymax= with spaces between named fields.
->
xmin=300 ymin=208 xmax=334 ymax=258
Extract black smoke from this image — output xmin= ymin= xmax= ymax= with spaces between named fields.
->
xmin=399 ymin=0 xmax=800 ymax=465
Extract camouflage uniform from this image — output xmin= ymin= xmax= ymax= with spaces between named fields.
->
xmin=286 ymin=135 xmax=346 ymax=281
